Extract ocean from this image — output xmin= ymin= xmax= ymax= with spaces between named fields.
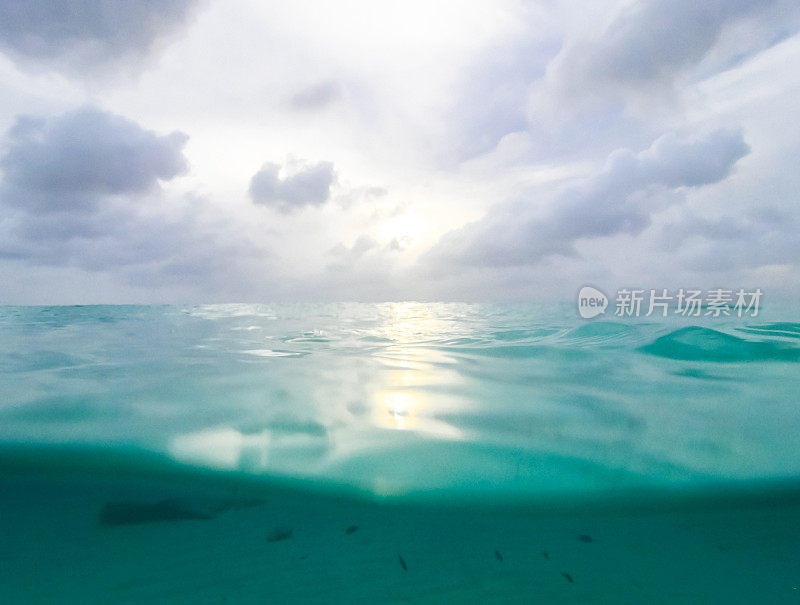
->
xmin=1 ymin=303 xmax=799 ymax=602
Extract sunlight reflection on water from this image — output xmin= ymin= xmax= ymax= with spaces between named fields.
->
xmin=2 ymin=302 xmax=800 ymax=496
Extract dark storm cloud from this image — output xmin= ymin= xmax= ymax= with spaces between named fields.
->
xmin=0 ymin=0 xmax=200 ymax=73
xmin=249 ymin=160 xmax=335 ymax=212
xmin=426 ymin=129 xmax=750 ymax=268
xmin=0 ymin=107 xmax=188 ymax=211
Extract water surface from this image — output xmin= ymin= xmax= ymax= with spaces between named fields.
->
xmin=2 ymin=302 xmax=798 ymax=501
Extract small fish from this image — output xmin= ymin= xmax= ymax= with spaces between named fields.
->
xmin=542 ymin=551 xmax=550 ymax=560
xmin=494 ymin=550 xmax=503 ymax=562
xmin=578 ymin=534 xmax=593 ymax=543
xmin=345 ymin=525 xmax=359 ymax=535
xmin=266 ymin=526 xmax=293 ymax=542
xmin=398 ymin=554 xmax=408 ymax=571
xmin=562 ymin=572 xmax=574 ymax=583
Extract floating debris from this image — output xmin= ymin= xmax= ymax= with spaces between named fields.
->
xmin=578 ymin=534 xmax=593 ymax=543
xmin=398 ymin=555 xmax=408 ymax=571
xmin=494 ymin=550 xmax=503 ymax=562
xmin=267 ymin=526 xmax=293 ymax=542
xmin=561 ymin=572 xmax=574 ymax=583
xmin=345 ymin=525 xmax=359 ymax=535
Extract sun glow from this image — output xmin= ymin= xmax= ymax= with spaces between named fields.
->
xmin=372 ymin=389 xmax=425 ymax=431
xmin=375 ymin=212 xmax=430 ymax=250
xmin=370 ymin=303 xmax=463 ymax=438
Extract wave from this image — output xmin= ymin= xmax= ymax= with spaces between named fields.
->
xmin=639 ymin=326 xmax=800 ymax=362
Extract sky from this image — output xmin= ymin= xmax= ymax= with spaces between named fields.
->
xmin=0 ymin=0 xmax=799 ymax=303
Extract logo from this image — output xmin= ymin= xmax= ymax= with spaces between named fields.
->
xmin=576 ymin=286 xmax=762 ymax=318
xmin=577 ymin=286 xmax=608 ymax=319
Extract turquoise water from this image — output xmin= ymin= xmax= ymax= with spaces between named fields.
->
xmin=2 ymin=303 xmax=800 ymax=602
xmin=2 ymin=302 xmax=800 ymax=498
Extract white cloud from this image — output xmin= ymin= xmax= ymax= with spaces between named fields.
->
xmin=425 ymin=129 xmax=749 ymax=268
xmin=0 ymin=1 xmax=799 ymax=302
xmin=523 ymin=0 xmax=800 ymax=159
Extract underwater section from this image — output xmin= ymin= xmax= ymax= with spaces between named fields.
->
xmin=1 ymin=448 xmax=800 ymax=603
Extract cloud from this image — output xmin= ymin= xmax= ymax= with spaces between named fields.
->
xmin=0 ymin=106 xmax=265 ymax=294
xmin=0 ymin=107 xmax=188 ymax=211
xmin=654 ymin=202 xmax=800 ymax=275
xmin=425 ymin=129 xmax=750 ymax=268
xmin=328 ymin=234 xmax=380 ymax=262
xmin=249 ymin=160 xmax=336 ymax=212
xmin=425 ymin=16 xmax=553 ymax=163
xmin=290 ymin=80 xmax=342 ymax=111
xmin=0 ymin=0 xmax=201 ymax=74
xmin=519 ymin=0 xmax=800 ymax=160
xmin=542 ymin=0 xmax=799 ymax=101
xmin=316 ymin=234 xmax=406 ymax=300
xmin=0 ymin=2 xmax=798 ymax=303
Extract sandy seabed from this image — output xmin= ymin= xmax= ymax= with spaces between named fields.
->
xmin=1 ymin=464 xmax=798 ymax=604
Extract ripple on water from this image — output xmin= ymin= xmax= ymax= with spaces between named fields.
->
xmin=639 ymin=327 xmax=800 ymax=362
